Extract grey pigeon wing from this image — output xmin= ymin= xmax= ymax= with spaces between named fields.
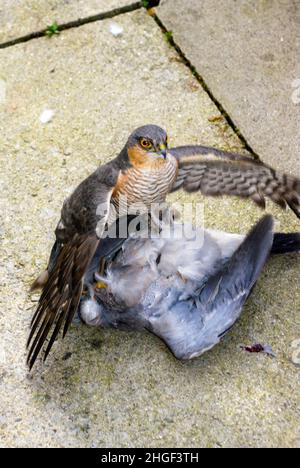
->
xmin=147 ymin=215 xmax=274 ymax=360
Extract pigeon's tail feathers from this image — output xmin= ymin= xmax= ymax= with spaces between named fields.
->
xmin=272 ymin=232 xmax=300 ymax=255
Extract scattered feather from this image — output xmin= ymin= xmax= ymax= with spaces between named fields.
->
xmin=109 ymin=22 xmax=124 ymax=37
xmin=39 ymin=109 xmax=55 ymax=124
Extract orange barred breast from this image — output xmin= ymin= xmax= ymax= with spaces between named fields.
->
xmin=112 ymin=153 xmax=178 ymax=217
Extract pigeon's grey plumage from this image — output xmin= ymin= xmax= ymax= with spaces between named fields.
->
xmin=28 ymin=124 xmax=300 ymax=369
xmin=78 ymin=215 xmax=299 ymax=360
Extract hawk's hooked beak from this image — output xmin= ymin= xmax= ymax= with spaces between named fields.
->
xmin=158 ymin=144 xmax=167 ymax=159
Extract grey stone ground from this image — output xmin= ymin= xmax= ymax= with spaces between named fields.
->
xmin=0 ymin=0 xmax=132 ymax=43
xmin=0 ymin=3 xmax=299 ymax=448
xmin=158 ymin=0 xmax=300 ymax=173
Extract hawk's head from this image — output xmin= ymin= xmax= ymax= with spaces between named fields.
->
xmin=126 ymin=125 xmax=169 ymax=167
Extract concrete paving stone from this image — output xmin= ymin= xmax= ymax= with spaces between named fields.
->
xmin=158 ymin=0 xmax=300 ymax=173
xmin=0 ymin=0 xmax=134 ymax=44
xmin=0 ymin=9 xmax=299 ymax=448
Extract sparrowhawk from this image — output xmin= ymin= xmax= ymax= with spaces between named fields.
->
xmin=27 ymin=124 xmax=300 ymax=369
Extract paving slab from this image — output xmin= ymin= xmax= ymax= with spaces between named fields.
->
xmin=0 ymin=9 xmax=299 ymax=448
xmin=158 ymin=0 xmax=300 ymax=174
xmin=0 ymin=0 xmax=133 ymax=44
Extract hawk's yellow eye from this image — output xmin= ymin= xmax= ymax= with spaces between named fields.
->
xmin=140 ymin=138 xmax=153 ymax=150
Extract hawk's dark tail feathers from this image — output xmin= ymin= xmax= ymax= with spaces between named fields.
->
xmin=27 ymin=233 xmax=99 ymax=370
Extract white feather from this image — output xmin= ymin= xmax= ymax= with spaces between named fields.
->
xmin=206 ymin=229 xmax=244 ymax=259
xmin=39 ymin=109 xmax=55 ymax=124
xmin=109 ymin=22 xmax=124 ymax=37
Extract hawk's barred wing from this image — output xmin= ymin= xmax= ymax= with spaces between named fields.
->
xmin=169 ymin=145 xmax=257 ymax=164
xmin=169 ymin=146 xmax=300 ymax=217
xmin=27 ymin=185 xmax=114 ymax=370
